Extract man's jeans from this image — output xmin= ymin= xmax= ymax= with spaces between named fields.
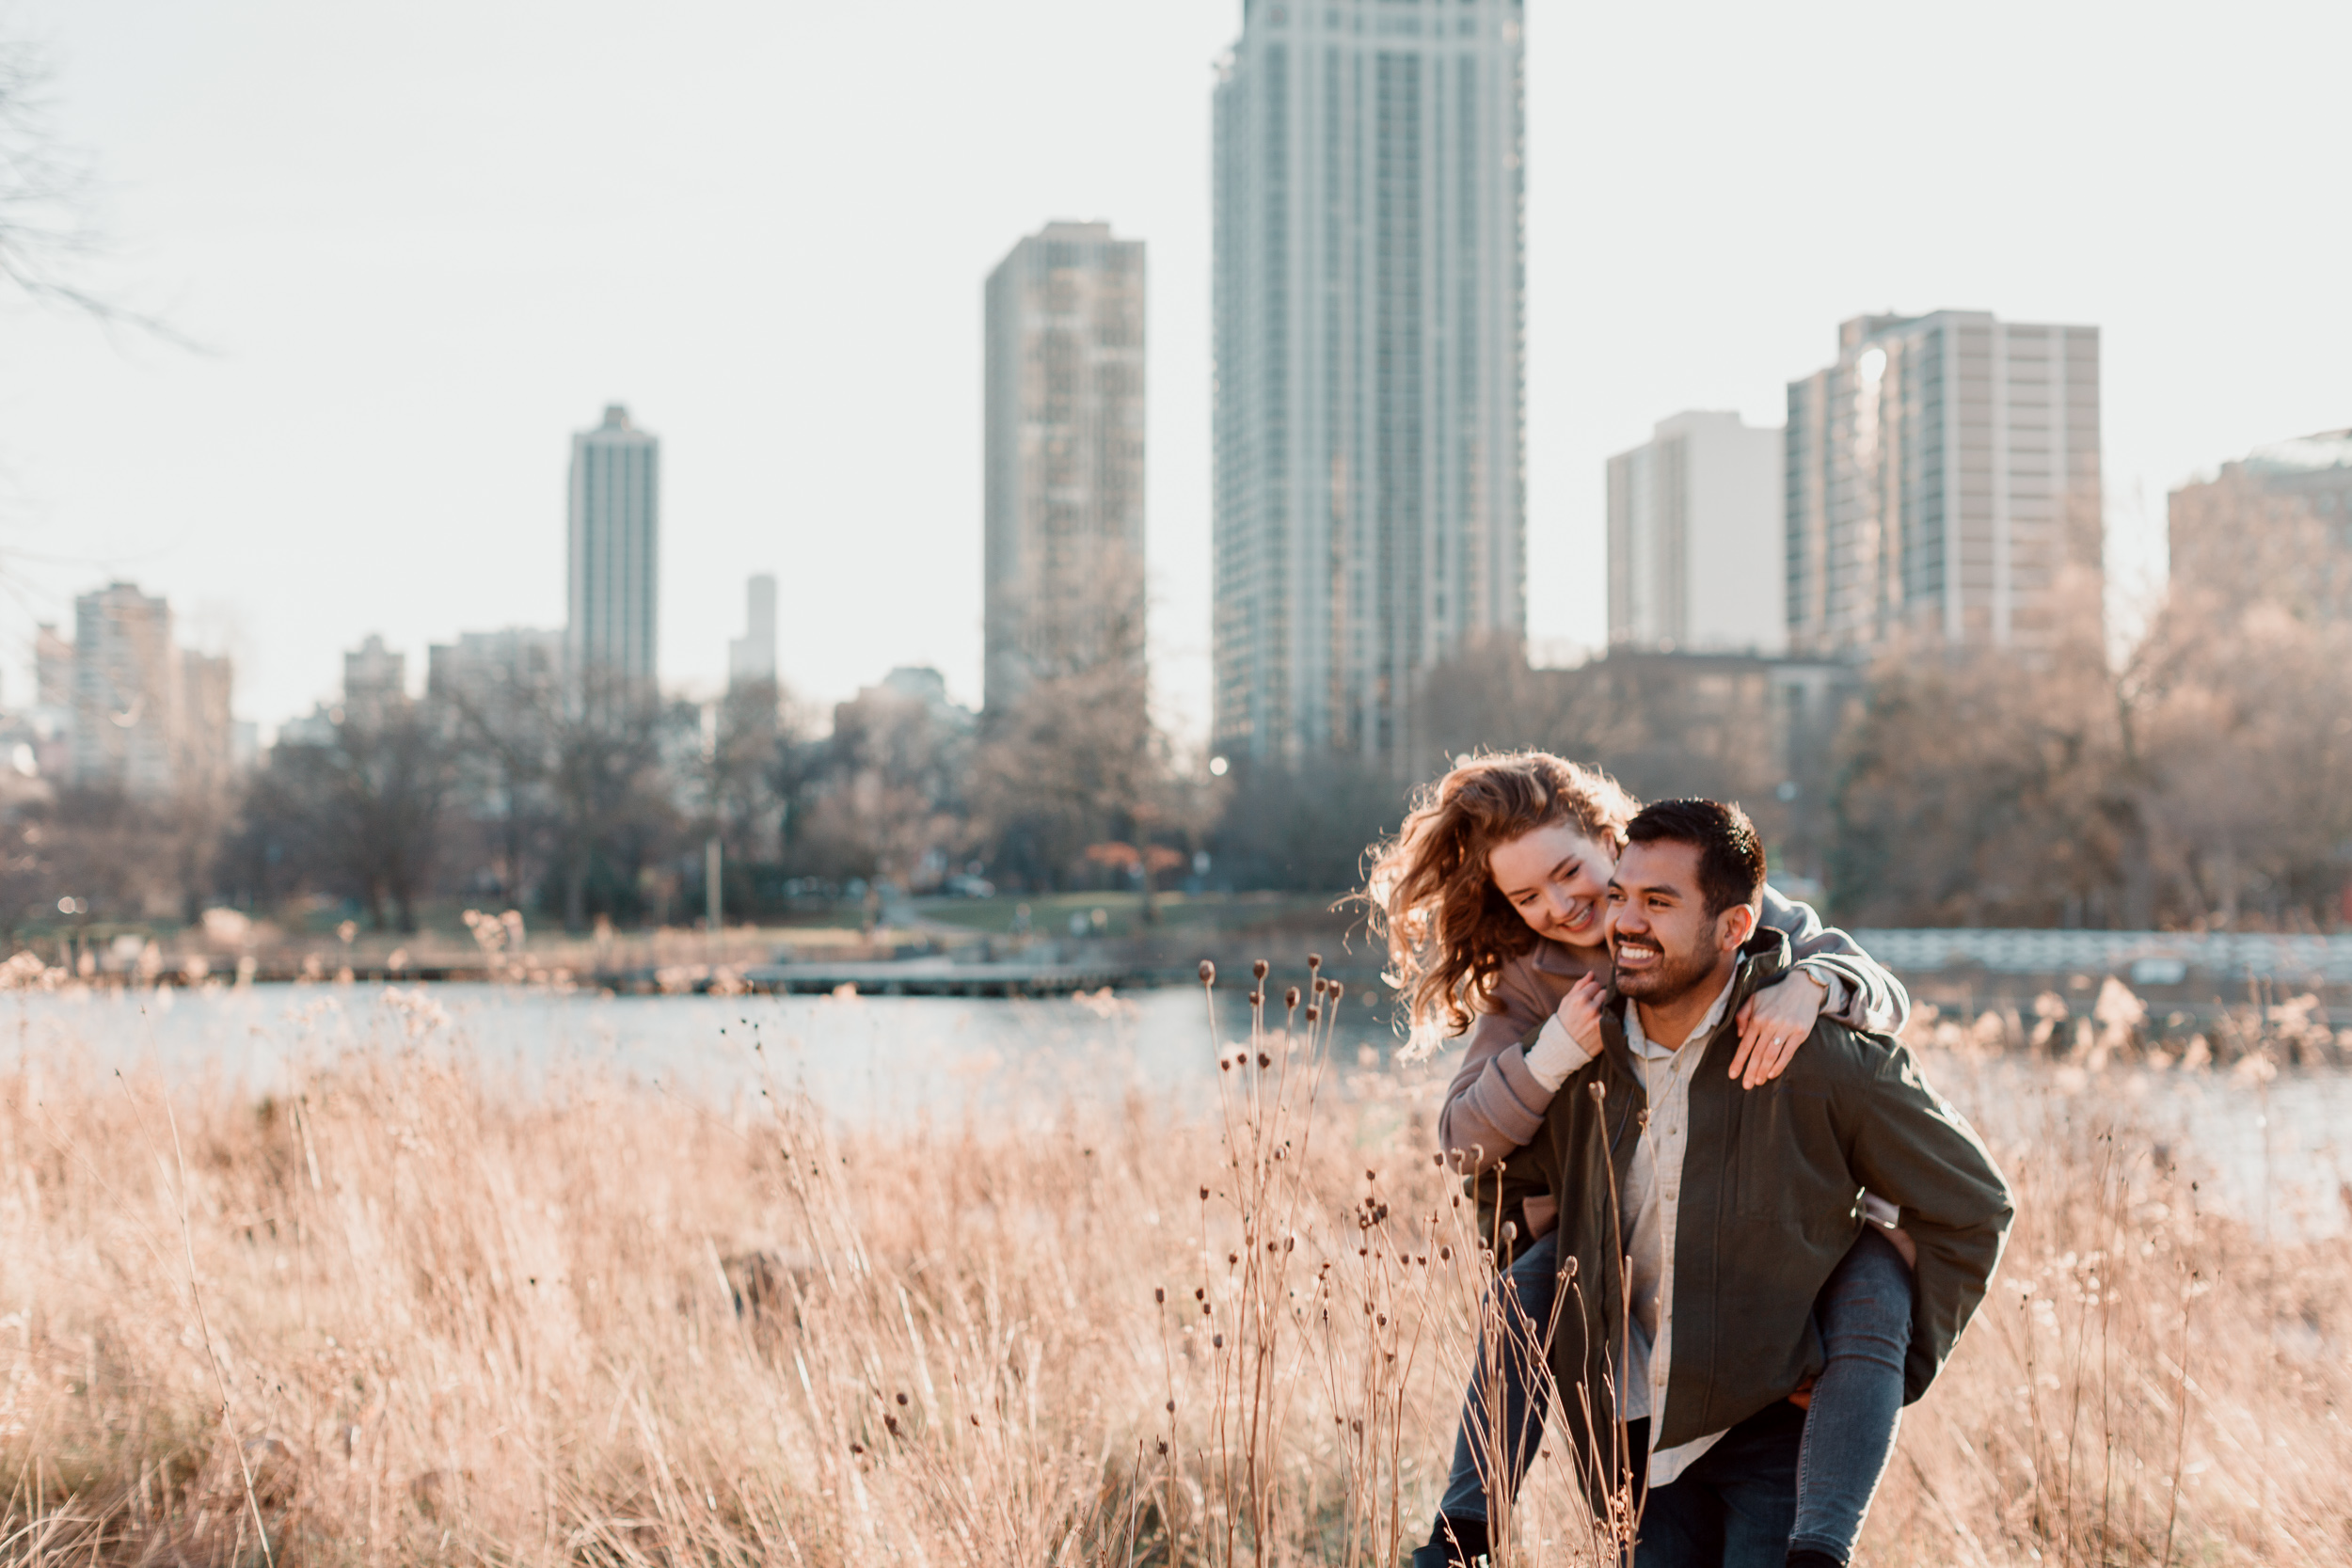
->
xmin=1438 ymin=1227 xmax=1911 ymax=1562
xmin=1634 ymin=1402 xmax=1806 ymax=1567
xmin=1438 ymin=1231 xmax=1557 ymax=1522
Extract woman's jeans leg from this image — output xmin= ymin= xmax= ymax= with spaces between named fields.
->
xmin=1789 ymin=1227 xmax=1914 ymax=1562
xmin=1439 ymin=1231 xmax=1557 ymax=1523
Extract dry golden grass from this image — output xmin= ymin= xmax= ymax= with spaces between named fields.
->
xmin=0 ymin=971 xmax=2345 ymax=1566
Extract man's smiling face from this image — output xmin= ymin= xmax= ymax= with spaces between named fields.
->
xmin=1606 ymin=838 xmax=1736 ymax=1006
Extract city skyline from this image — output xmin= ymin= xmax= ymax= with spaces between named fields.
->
xmin=4 ymin=1 xmax=2349 ymax=738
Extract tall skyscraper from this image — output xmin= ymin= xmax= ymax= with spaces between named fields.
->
xmin=1607 ymin=412 xmax=1786 ymax=655
xmin=983 ymin=221 xmax=1147 ymax=711
xmin=566 ymin=404 xmax=660 ymax=695
xmin=1786 ymin=311 xmax=2102 ymax=657
xmin=729 ymin=573 xmax=779 ymax=688
xmin=1213 ymin=0 xmax=1526 ymax=768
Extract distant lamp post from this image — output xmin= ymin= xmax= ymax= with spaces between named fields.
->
xmin=707 ymin=836 xmax=722 ymax=934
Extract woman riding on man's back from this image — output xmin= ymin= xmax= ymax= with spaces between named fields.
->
xmin=1366 ymin=752 xmax=1919 ymax=1568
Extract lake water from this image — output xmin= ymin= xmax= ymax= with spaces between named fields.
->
xmin=13 ymin=981 xmax=2349 ymax=1237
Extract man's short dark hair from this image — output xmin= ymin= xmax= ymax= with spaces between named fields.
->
xmin=1624 ymin=798 xmax=1766 ymax=916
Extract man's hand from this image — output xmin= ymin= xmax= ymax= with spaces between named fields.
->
xmin=1728 ymin=969 xmax=1827 ymax=1088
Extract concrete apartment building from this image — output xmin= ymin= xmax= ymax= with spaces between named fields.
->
xmin=1607 ymin=411 xmax=1785 ymax=654
xmin=2169 ymin=428 xmax=2352 ymax=621
xmin=566 ymin=404 xmax=660 ymax=695
xmin=1212 ymin=0 xmax=1526 ymax=768
xmin=427 ymin=627 xmax=564 ymax=727
xmin=66 ymin=581 xmax=233 ymax=799
xmin=342 ymin=634 xmax=408 ymax=726
xmin=1786 ymin=311 xmax=2103 ymax=657
xmin=982 ymin=221 xmax=1147 ymax=711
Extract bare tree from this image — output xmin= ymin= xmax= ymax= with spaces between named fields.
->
xmin=227 ymin=705 xmax=452 ymax=931
xmin=0 ymin=31 xmax=182 ymax=337
xmin=544 ymin=677 xmax=677 ymax=933
xmin=969 ymin=659 xmax=1165 ymax=892
xmin=794 ymin=673 xmax=970 ymax=892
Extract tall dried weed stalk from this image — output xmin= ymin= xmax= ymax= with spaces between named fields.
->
xmin=0 ymin=969 xmax=2344 ymax=1565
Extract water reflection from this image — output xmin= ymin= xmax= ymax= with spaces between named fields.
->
xmin=12 ymin=984 xmax=2346 ymax=1236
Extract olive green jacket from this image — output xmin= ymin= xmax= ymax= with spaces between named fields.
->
xmin=1492 ymin=927 xmax=2013 ymax=1495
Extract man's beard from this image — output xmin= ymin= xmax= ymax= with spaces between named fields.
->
xmin=1612 ymin=935 xmax=1719 ymax=1006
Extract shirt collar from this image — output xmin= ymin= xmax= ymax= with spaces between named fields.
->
xmin=1623 ymin=967 xmax=1741 ymax=1060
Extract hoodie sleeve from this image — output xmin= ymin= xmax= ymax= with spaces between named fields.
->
xmin=1836 ymin=1036 xmax=2016 ymax=1402
xmin=1758 ymin=886 xmax=1912 ymax=1036
xmin=1436 ymin=969 xmax=1560 ymax=1172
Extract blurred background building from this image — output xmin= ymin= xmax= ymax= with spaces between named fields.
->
xmin=1211 ymin=0 xmax=1527 ymax=770
xmin=60 ymin=581 xmax=233 ymax=799
xmin=729 ymin=573 xmax=780 ymax=689
xmin=982 ymin=221 xmax=1147 ymax=711
xmin=1786 ymin=311 xmax=2104 ymax=657
xmin=1606 ymin=411 xmax=1785 ymax=654
xmin=2169 ymin=429 xmax=2352 ymax=623
xmin=426 ymin=627 xmax=564 ymax=729
xmin=566 ymin=404 xmax=660 ymax=695
xmin=342 ymin=634 xmax=408 ymax=727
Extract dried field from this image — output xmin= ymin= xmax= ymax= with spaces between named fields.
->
xmin=1 ymin=968 xmax=2346 ymax=1566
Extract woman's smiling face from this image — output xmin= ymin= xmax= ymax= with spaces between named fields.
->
xmin=1486 ymin=820 xmax=1617 ymax=952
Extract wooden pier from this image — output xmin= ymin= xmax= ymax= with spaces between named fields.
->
xmin=741 ymin=958 xmax=1155 ymax=997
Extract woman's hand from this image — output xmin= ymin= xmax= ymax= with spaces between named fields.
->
xmin=1557 ymin=974 xmax=1608 ymax=1055
xmin=1728 ymin=969 xmax=1827 ymax=1088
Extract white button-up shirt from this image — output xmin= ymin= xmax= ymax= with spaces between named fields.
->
xmin=1619 ymin=972 xmax=1740 ymax=1486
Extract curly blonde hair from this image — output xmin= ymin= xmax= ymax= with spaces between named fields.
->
xmin=1365 ymin=751 xmax=1638 ymax=1042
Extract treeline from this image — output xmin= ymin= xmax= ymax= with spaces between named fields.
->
xmin=10 ymin=494 xmax=2347 ymax=935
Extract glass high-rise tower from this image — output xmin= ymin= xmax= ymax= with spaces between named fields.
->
xmin=1213 ymin=0 xmax=1526 ymax=769
xmin=566 ymin=404 xmax=660 ymax=697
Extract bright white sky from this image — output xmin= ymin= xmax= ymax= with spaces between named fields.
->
xmin=4 ymin=0 xmax=2346 ymax=740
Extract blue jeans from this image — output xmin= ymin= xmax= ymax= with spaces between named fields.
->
xmin=1788 ymin=1227 xmax=1912 ymax=1562
xmin=1634 ymin=1401 xmax=1806 ymax=1567
xmin=1436 ymin=1227 xmax=1911 ymax=1565
xmin=1438 ymin=1231 xmax=1557 ymax=1522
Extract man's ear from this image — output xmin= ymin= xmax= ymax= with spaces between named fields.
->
xmin=1717 ymin=900 xmax=1759 ymax=953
